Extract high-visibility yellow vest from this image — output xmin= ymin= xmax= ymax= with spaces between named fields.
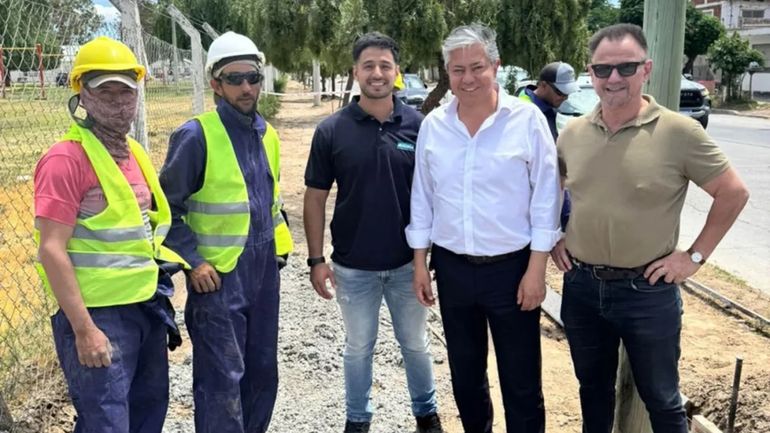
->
xmin=188 ymin=111 xmax=293 ymax=273
xmin=34 ymin=124 xmax=188 ymax=308
xmin=518 ymin=92 xmax=533 ymax=103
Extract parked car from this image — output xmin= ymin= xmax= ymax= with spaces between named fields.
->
xmin=395 ymin=73 xmax=429 ymax=110
xmin=517 ymin=73 xmax=711 ymax=131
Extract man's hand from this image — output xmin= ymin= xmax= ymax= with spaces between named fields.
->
xmin=644 ymin=250 xmax=700 ymax=285
xmin=75 ymin=325 xmax=113 ymax=368
xmin=550 ymin=239 xmax=572 ymax=272
xmin=310 ymin=263 xmax=336 ymax=300
xmin=517 ymin=269 xmax=546 ymax=311
xmin=413 ymin=264 xmax=436 ymax=307
xmin=189 ymin=263 xmax=221 ymax=293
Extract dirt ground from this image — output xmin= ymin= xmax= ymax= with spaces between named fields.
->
xmin=273 ymin=81 xmax=770 ymax=433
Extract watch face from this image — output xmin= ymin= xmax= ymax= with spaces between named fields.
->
xmin=691 ymin=252 xmax=703 ymax=263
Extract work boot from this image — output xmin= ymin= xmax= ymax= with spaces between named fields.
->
xmin=416 ymin=413 xmax=444 ymax=433
xmin=344 ymin=420 xmax=370 ymax=433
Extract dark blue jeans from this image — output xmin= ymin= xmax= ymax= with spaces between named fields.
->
xmin=561 ymin=265 xmax=687 ymax=433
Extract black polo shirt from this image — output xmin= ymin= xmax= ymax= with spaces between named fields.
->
xmin=305 ymin=96 xmax=424 ymax=271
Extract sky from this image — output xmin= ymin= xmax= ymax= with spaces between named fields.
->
xmin=93 ymin=0 xmax=120 ymax=22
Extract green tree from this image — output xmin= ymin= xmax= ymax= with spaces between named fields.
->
xmin=708 ymin=32 xmax=764 ymax=101
xmin=683 ymin=4 xmax=724 ymax=74
xmin=1 ymin=0 xmax=101 ymax=84
xmin=498 ymin=0 xmax=591 ymax=82
xmin=617 ymin=0 xmax=643 ymax=26
xmin=587 ymin=0 xmax=619 ymax=33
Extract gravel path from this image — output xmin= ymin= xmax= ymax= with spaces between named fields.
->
xmin=162 ymin=257 xmax=458 ymax=433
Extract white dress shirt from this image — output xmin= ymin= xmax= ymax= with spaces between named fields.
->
xmin=406 ymin=89 xmax=561 ymax=255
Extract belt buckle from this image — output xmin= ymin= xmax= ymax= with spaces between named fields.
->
xmin=591 ymin=265 xmax=608 ymax=280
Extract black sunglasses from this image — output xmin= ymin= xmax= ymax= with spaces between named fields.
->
xmin=219 ymin=71 xmax=263 ymax=86
xmin=589 ymin=61 xmax=647 ymax=78
xmin=548 ymin=83 xmax=566 ymax=97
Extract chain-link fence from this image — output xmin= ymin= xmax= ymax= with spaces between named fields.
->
xmin=0 ymin=0 xmax=213 ymax=429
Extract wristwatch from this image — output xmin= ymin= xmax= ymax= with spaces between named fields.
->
xmin=307 ymin=256 xmax=326 ymax=267
xmin=687 ymin=248 xmax=706 ymax=265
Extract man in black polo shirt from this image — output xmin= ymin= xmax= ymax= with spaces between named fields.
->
xmin=303 ymin=32 xmax=442 ymax=433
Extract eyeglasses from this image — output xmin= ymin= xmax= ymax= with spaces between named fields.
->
xmin=589 ymin=61 xmax=647 ymax=78
xmin=219 ymin=71 xmax=263 ymax=86
xmin=548 ymin=83 xmax=566 ymax=97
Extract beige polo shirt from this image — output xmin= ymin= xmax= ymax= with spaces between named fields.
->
xmin=557 ymin=95 xmax=729 ymax=268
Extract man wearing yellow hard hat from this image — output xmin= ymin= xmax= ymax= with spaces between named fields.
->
xmin=33 ymin=36 xmax=186 ymax=433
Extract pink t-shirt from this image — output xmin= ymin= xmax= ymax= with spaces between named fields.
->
xmin=34 ymin=141 xmax=152 ymax=236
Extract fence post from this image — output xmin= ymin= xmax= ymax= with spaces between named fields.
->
xmin=35 ymin=43 xmax=46 ymax=100
xmin=0 ymin=46 xmax=6 ymax=99
xmin=0 ymin=392 xmax=13 ymax=430
xmin=167 ymin=5 xmax=205 ymax=115
xmin=312 ymin=59 xmax=321 ymax=106
xmin=202 ymin=22 xmax=219 ymax=40
xmin=111 ymin=0 xmax=149 ymax=149
xmin=171 ymin=21 xmax=179 ymax=85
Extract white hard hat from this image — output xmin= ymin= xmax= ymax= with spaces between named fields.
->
xmin=205 ymin=31 xmax=265 ymax=79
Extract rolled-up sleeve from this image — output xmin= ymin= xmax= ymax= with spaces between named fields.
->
xmin=527 ymin=112 xmax=562 ymax=252
xmin=159 ymin=120 xmax=207 ymax=269
xmin=405 ymin=123 xmax=434 ymax=249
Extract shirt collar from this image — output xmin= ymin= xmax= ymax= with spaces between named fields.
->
xmin=216 ymin=97 xmax=266 ymax=135
xmin=349 ymin=95 xmax=404 ymax=122
xmin=447 ymin=85 xmax=515 ymax=118
xmin=524 ymin=88 xmax=555 ymax=114
xmin=589 ymin=94 xmax=662 ymax=130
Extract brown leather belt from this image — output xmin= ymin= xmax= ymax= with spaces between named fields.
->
xmin=571 ymin=258 xmax=647 ymax=280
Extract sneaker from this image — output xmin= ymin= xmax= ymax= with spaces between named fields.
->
xmin=416 ymin=413 xmax=443 ymax=433
xmin=344 ymin=420 xmax=370 ymax=433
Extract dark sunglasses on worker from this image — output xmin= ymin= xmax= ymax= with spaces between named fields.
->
xmin=219 ymin=71 xmax=263 ymax=86
xmin=590 ymin=60 xmax=647 ymax=79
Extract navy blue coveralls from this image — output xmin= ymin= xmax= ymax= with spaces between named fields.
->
xmin=159 ymin=100 xmax=279 ymax=433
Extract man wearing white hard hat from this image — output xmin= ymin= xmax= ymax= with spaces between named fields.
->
xmin=159 ymin=31 xmax=291 ymax=433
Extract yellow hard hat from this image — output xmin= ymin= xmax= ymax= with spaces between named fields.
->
xmin=70 ymin=36 xmax=146 ymax=92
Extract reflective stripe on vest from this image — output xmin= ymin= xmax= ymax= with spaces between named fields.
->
xmin=187 ymin=111 xmax=251 ymax=272
xmin=34 ymin=124 xmax=187 ymax=308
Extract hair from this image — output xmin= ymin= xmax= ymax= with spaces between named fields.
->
xmin=588 ymin=23 xmax=648 ymax=57
xmin=352 ymin=32 xmax=400 ymax=64
xmin=441 ymin=24 xmax=500 ymax=68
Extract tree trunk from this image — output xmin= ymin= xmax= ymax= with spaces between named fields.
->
xmin=331 ymin=74 xmax=336 ymax=96
xmin=421 ymin=53 xmax=449 ymax=114
xmin=342 ymin=68 xmax=354 ymax=107
xmin=0 ymin=393 xmax=13 ymax=430
xmin=321 ymin=75 xmax=327 ymax=93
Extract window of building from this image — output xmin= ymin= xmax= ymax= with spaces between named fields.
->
xmin=742 ymin=9 xmax=765 ymax=18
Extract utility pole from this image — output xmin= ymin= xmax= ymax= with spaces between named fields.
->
xmin=612 ymin=2 xmax=687 ymax=433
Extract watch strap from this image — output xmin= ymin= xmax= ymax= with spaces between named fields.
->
xmin=307 ymin=256 xmax=326 ymax=267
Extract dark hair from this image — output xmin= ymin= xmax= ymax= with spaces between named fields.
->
xmin=588 ymin=23 xmax=648 ymax=57
xmin=352 ymin=32 xmax=400 ymax=64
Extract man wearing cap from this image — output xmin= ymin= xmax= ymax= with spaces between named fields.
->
xmin=517 ymin=61 xmax=580 ymax=231
xmin=34 ymin=36 xmax=186 ymax=432
xmin=517 ymin=61 xmax=579 ymax=140
xmin=159 ymin=31 xmax=290 ymax=433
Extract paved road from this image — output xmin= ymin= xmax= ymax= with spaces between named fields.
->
xmin=679 ymin=114 xmax=770 ymax=294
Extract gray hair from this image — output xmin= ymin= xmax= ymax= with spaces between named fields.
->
xmin=441 ymin=24 xmax=500 ymax=68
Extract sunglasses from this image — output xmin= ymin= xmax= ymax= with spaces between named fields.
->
xmin=219 ymin=71 xmax=263 ymax=86
xmin=548 ymin=83 xmax=566 ymax=97
xmin=589 ymin=61 xmax=647 ymax=78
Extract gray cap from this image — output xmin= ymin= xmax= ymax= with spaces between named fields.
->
xmin=539 ymin=62 xmax=579 ymax=95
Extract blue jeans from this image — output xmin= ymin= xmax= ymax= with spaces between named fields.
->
xmin=561 ymin=265 xmax=687 ymax=433
xmin=333 ymin=262 xmax=438 ymax=423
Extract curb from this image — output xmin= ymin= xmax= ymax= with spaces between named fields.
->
xmin=712 ymin=108 xmax=770 ymax=119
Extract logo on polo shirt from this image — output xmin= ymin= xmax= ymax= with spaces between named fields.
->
xmin=396 ymin=142 xmax=415 ymax=152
